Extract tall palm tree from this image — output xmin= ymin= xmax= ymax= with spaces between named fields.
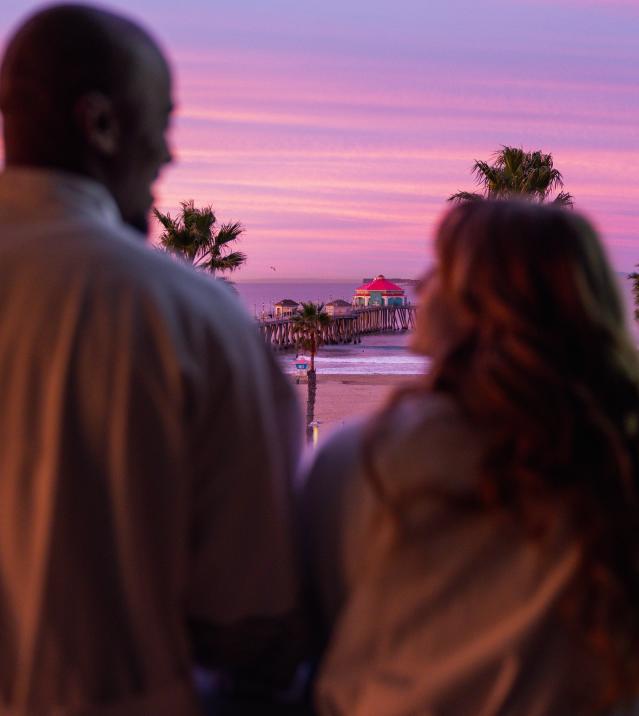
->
xmin=291 ymin=302 xmax=331 ymax=443
xmin=449 ymin=146 xmax=574 ymax=207
xmin=154 ymin=200 xmax=246 ymax=275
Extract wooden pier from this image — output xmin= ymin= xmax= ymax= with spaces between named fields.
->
xmin=258 ymin=305 xmax=417 ymax=351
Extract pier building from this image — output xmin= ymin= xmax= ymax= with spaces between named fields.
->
xmin=353 ymin=275 xmax=407 ymax=307
xmin=274 ymin=299 xmax=300 ymax=318
xmin=325 ymin=299 xmax=352 ymax=317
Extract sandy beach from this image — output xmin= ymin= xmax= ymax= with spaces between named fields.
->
xmin=292 ymin=373 xmax=419 ymax=441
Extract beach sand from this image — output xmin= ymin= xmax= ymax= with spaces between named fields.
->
xmin=292 ymin=373 xmax=419 ymax=442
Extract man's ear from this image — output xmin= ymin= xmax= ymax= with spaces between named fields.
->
xmin=74 ymin=91 xmax=119 ymax=156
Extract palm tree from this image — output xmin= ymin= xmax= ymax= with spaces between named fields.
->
xmin=628 ymin=270 xmax=639 ymax=323
xmin=449 ymin=146 xmax=574 ymax=207
xmin=291 ymin=302 xmax=331 ymax=443
xmin=154 ymin=200 xmax=246 ymax=275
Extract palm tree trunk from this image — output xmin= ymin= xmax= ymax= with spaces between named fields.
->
xmin=306 ymin=368 xmax=317 ymax=443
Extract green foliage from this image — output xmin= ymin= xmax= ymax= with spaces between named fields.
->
xmin=449 ymin=146 xmax=574 ymax=207
xmin=291 ymin=302 xmax=331 ymax=371
xmin=154 ymin=200 xmax=246 ymax=274
xmin=628 ymin=271 xmax=639 ymax=323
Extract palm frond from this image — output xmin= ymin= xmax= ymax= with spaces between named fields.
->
xmin=291 ymin=302 xmax=331 ymax=333
xmin=552 ymin=191 xmax=574 ymax=208
xmin=630 ymin=268 xmax=639 ymax=322
xmin=204 ymin=251 xmax=247 ymax=272
xmin=448 ymin=191 xmax=484 ymax=203
xmin=472 ymin=160 xmax=501 ymax=192
xmin=153 ymin=208 xmax=177 ymax=232
xmin=216 ymin=221 xmax=244 ymax=246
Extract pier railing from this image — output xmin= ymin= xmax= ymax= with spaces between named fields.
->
xmin=258 ymin=305 xmax=417 ymax=350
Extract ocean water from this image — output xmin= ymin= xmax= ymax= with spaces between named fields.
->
xmin=282 ymin=333 xmax=429 ymax=376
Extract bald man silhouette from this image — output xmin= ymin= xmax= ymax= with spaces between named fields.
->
xmin=0 ymin=6 xmax=304 ymax=715
xmin=0 ymin=4 xmax=173 ymax=233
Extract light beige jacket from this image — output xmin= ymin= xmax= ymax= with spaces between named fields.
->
xmin=303 ymin=392 xmax=616 ymax=716
xmin=0 ymin=168 xmax=302 ymax=715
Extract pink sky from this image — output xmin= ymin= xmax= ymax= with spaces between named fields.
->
xmin=1 ymin=0 xmax=638 ymax=278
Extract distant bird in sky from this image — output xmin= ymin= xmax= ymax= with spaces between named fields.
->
xmin=270 ymin=266 xmax=277 ymax=271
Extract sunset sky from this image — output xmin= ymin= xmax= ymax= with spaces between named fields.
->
xmin=1 ymin=0 xmax=638 ymax=279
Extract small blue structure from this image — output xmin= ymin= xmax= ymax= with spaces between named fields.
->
xmin=294 ymin=355 xmax=309 ymax=383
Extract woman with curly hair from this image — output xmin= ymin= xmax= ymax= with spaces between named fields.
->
xmin=301 ymin=200 xmax=639 ymax=716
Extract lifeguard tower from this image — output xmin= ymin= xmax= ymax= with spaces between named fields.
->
xmin=293 ymin=355 xmax=309 ymax=383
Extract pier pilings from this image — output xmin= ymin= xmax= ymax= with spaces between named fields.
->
xmin=258 ymin=306 xmax=416 ymax=351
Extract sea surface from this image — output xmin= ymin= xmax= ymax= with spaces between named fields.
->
xmin=233 ymin=277 xmax=639 ymax=376
xmin=285 ymin=333 xmax=428 ymax=376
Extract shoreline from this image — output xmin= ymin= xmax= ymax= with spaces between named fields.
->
xmin=292 ymin=372 xmax=421 ymax=440
xmin=300 ymin=373 xmax=420 ymax=384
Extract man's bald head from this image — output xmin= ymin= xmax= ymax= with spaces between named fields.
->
xmin=0 ymin=5 xmax=174 ymax=233
xmin=1 ymin=5 xmax=157 ymax=113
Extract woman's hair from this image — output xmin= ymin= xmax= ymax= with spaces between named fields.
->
xmin=367 ymin=200 xmax=639 ymax=709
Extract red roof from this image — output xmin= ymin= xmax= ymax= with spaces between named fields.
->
xmin=356 ymin=275 xmax=405 ymax=293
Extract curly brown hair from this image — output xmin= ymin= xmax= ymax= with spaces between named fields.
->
xmin=366 ymin=200 xmax=639 ymax=711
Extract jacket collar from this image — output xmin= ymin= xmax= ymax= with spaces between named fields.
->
xmin=0 ymin=166 xmax=122 ymax=226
